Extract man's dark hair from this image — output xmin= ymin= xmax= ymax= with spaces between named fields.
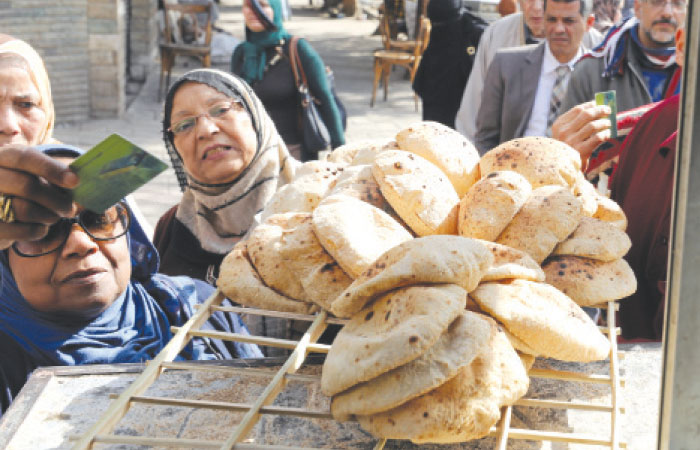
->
xmin=543 ymin=0 xmax=592 ymax=16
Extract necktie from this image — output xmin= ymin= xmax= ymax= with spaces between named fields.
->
xmin=547 ymin=65 xmax=571 ymax=135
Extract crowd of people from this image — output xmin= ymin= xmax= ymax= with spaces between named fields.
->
xmin=0 ymin=0 xmax=689 ymax=418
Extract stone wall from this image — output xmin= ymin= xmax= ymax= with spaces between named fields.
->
xmin=0 ymin=0 xmax=158 ymax=123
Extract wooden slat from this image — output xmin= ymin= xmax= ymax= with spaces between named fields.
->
xmin=220 ymin=312 xmax=329 ymax=448
xmin=516 ymin=398 xmax=616 ymax=412
xmin=211 ymin=305 xmax=348 ymax=326
xmin=72 ymin=289 xmax=227 ymax=450
xmin=487 ymin=427 xmax=627 ymax=447
xmin=91 ymin=434 xmax=318 ymax=449
xmin=607 ymin=301 xmax=622 ymax=449
xmin=160 ymin=362 xmax=321 ymax=382
xmin=373 ymin=438 xmax=387 ymax=450
xmin=171 ymin=328 xmax=332 ymax=353
xmin=529 ymin=368 xmax=626 ymax=387
xmin=496 ymin=406 xmax=512 ymax=450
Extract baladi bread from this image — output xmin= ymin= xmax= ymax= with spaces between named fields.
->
xmin=471 ymin=280 xmax=610 ymax=362
xmin=553 ymin=216 xmax=631 ymax=261
xmin=356 ymin=320 xmax=529 ymax=443
xmin=395 ymin=121 xmax=480 ymax=197
xmin=459 ymin=171 xmax=532 ymax=241
xmin=321 ymin=284 xmax=467 ymax=396
xmin=373 ymin=150 xmax=460 ymax=236
xmin=312 ymin=194 xmax=413 ymax=278
xmin=327 ymin=165 xmax=401 ymax=220
xmin=543 ymin=255 xmax=637 ymax=307
xmin=496 ymin=185 xmax=583 ymax=264
xmin=327 ymin=139 xmax=398 ymax=166
xmin=351 ymin=140 xmax=399 ymax=166
xmin=292 ymin=159 xmax=344 ymax=180
xmin=593 ymin=193 xmax=628 ymax=231
xmin=572 ymin=171 xmax=599 ymax=217
xmin=251 ymin=212 xmax=353 ymax=310
xmin=261 ymin=164 xmax=342 ymax=220
xmin=331 ymin=311 xmax=493 ymax=420
xmin=479 ymin=240 xmax=545 ymax=282
xmin=217 ymin=242 xmax=318 ymax=314
xmin=331 ymin=235 xmax=493 ymax=318
xmin=479 ymin=137 xmax=581 ymax=188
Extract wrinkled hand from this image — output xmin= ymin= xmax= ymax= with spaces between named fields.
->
xmin=0 ymin=145 xmax=79 ymax=247
xmin=551 ymin=101 xmax=612 ymax=168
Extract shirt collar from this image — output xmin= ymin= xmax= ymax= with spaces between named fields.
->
xmin=543 ymin=41 xmax=584 ymax=74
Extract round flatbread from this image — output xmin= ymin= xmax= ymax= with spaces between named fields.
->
xmin=543 ymin=255 xmax=637 ymax=307
xmin=553 ymin=217 xmax=632 ymax=261
xmin=321 ymin=284 xmax=468 ymax=396
xmin=373 ymin=150 xmax=460 ymax=236
xmin=479 ymin=240 xmax=545 ymax=282
xmin=351 ymin=140 xmax=399 ymax=166
xmin=593 ymin=193 xmax=628 ymax=231
xmin=572 ymin=171 xmax=599 ymax=217
xmin=458 ymin=171 xmax=532 ymax=241
xmin=261 ymin=163 xmax=342 ymax=220
xmin=327 ymin=139 xmax=397 ymax=166
xmin=327 ymin=165 xmax=401 ymax=219
xmin=331 ymin=235 xmax=493 ymax=318
xmin=217 ymin=242 xmax=317 ymax=314
xmin=395 ymin=121 xmax=480 ymax=197
xmin=356 ymin=321 xmax=529 ymax=443
xmin=312 ymin=194 xmax=413 ymax=278
xmin=480 ymin=137 xmax=582 ymax=188
xmin=471 ymin=280 xmax=610 ymax=362
xmin=496 ymin=185 xmax=583 ymax=264
xmin=330 ymin=311 xmax=493 ymax=420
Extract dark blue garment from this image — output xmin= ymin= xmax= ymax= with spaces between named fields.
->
xmin=0 ymin=144 xmax=262 ymax=419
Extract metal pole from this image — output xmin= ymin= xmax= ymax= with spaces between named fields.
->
xmin=658 ymin=2 xmax=700 ymax=448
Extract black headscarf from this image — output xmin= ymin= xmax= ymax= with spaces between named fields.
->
xmin=412 ymin=5 xmax=488 ymax=128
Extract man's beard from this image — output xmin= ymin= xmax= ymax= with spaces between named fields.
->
xmin=644 ymin=19 xmax=677 ymax=47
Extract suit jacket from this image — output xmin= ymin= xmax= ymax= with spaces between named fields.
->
xmin=475 ymin=42 xmax=545 ymax=154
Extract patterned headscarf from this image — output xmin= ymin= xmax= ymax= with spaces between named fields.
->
xmin=162 ymin=69 xmax=298 ymax=254
xmin=0 ymin=34 xmax=55 ymax=145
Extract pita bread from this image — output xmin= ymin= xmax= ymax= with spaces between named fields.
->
xmin=553 ymin=217 xmax=631 ymax=261
xmin=543 ymin=256 xmax=637 ymax=307
xmin=459 ymin=171 xmax=532 ymax=241
xmin=331 ymin=236 xmax=493 ymax=318
xmin=217 ymin=242 xmax=318 ymax=314
xmin=496 ymin=185 xmax=583 ymax=263
xmin=373 ymin=150 xmax=460 ymax=236
xmin=395 ymin=121 xmax=480 ymax=197
xmin=261 ymin=165 xmax=342 ymax=220
xmin=331 ymin=311 xmax=493 ymax=420
xmin=327 ymin=165 xmax=402 ymax=219
xmin=293 ymin=160 xmax=344 ymax=180
xmin=312 ymin=194 xmax=413 ymax=278
xmin=478 ymin=240 xmax=545 ymax=282
xmin=593 ymin=193 xmax=628 ymax=231
xmin=572 ymin=171 xmax=599 ymax=217
xmin=321 ymin=284 xmax=467 ymax=396
xmin=356 ymin=321 xmax=529 ymax=443
xmin=472 ymin=280 xmax=610 ymax=362
xmin=351 ymin=140 xmax=399 ymax=166
xmin=479 ymin=137 xmax=581 ymax=188
xmin=327 ymin=139 xmax=397 ymax=166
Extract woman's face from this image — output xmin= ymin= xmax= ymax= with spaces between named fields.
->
xmin=170 ymin=82 xmax=258 ymax=185
xmin=242 ymin=0 xmax=274 ymax=32
xmin=0 ymin=65 xmax=47 ymax=147
xmin=8 ymin=157 xmax=131 ymax=318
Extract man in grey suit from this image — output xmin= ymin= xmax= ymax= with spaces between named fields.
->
xmin=474 ymin=0 xmax=595 ymax=154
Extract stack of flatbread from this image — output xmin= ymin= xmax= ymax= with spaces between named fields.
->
xmin=216 ymin=122 xmax=638 ymax=444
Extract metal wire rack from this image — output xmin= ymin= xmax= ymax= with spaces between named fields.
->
xmin=72 ymin=289 xmax=624 ymax=449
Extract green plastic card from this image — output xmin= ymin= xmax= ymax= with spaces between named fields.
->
xmin=595 ymin=90 xmax=618 ymax=139
xmin=69 ymin=134 xmax=168 ymax=213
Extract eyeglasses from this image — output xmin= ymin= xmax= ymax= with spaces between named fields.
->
xmin=645 ymin=0 xmax=686 ymax=10
xmin=12 ymin=201 xmax=130 ymax=257
xmin=168 ymin=101 xmax=245 ymax=136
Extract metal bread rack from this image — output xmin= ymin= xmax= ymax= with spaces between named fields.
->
xmin=73 ymin=289 xmax=624 ymax=449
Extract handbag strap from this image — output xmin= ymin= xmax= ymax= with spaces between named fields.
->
xmin=288 ymin=36 xmax=309 ymax=91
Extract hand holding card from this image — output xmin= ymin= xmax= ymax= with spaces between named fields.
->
xmin=70 ymin=134 xmax=168 ymax=213
xmin=595 ymin=90 xmax=618 ymax=139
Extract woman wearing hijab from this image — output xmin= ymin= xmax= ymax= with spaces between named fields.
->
xmin=0 ymin=144 xmax=262 ymax=418
xmin=230 ymin=0 xmax=345 ymax=161
xmin=412 ymin=0 xmax=488 ymax=128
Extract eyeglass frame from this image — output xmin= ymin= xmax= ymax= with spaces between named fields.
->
xmin=167 ymin=100 xmax=247 ymax=136
xmin=11 ymin=201 xmax=131 ymax=258
xmin=644 ymin=0 xmax=687 ymax=10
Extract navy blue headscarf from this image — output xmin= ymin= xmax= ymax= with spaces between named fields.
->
xmin=0 ymin=144 xmax=261 ymax=367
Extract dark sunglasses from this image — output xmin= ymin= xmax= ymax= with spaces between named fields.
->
xmin=12 ymin=201 xmax=130 ymax=257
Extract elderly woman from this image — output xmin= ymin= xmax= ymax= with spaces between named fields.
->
xmin=230 ymin=0 xmax=345 ymax=161
xmin=0 ymin=144 xmax=261 ymax=418
xmin=154 ymin=68 xmax=297 ymax=282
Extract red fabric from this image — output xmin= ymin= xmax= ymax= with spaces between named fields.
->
xmin=610 ymin=95 xmax=679 ymax=341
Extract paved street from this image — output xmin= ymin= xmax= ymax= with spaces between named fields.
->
xmin=53 ymin=0 xmax=421 ymax=232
